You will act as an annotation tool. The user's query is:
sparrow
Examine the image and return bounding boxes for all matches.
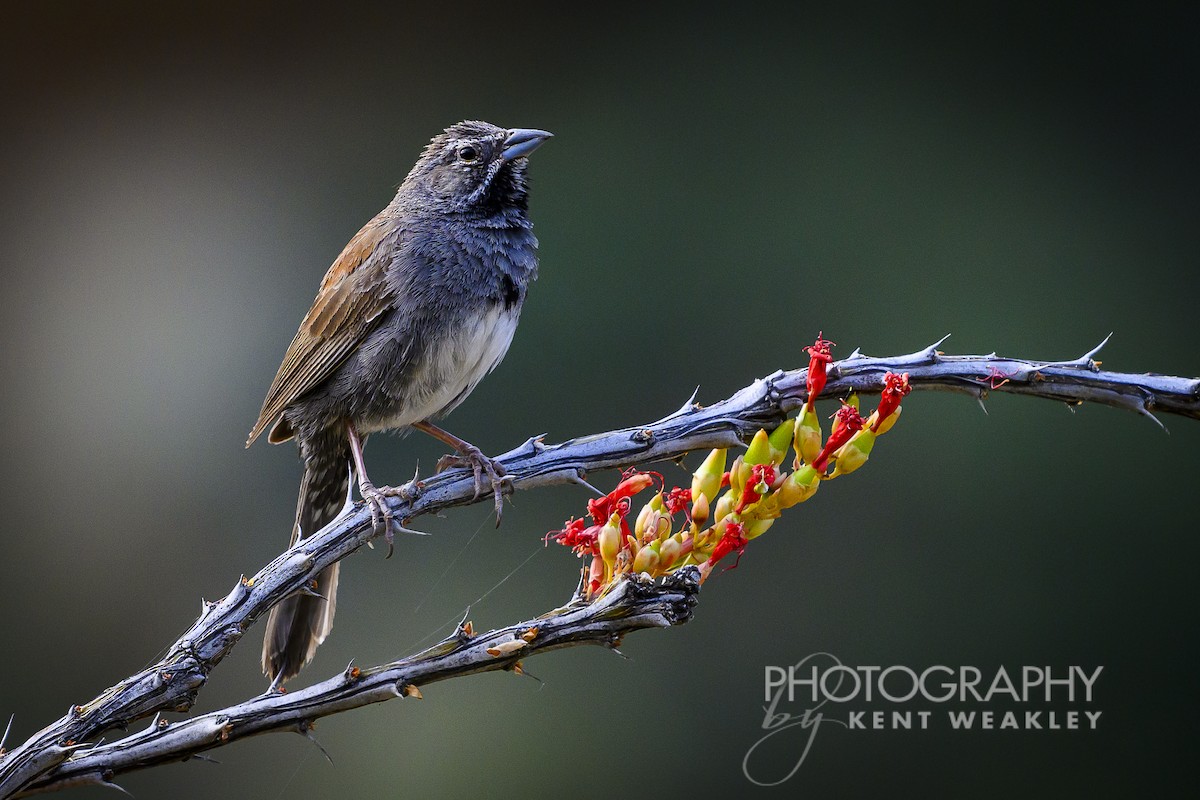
[246,120,552,684]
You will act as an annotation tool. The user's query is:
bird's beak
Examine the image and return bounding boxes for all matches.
[501,128,553,161]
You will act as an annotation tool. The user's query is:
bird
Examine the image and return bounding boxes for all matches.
[246,120,552,685]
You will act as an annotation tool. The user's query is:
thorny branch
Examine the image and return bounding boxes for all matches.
[13,570,701,797]
[1,336,1197,797]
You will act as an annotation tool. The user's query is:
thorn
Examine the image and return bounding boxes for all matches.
[98,776,134,798]
[678,385,700,416]
[525,433,548,455]
[401,684,423,699]
[0,713,13,754]
[1139,403,1169,434]
[299,723,334,765]
[187,753,221,765]
[570,471,605,497]
[924,333,952,357]
[296,580,327,600]
[510,661,545,688]
[975,392,989,416]
[1080,332,1113,366]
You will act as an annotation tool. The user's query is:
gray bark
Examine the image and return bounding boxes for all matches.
[1,336,1196,797]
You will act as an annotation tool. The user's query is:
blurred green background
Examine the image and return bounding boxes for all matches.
[1,2,1197,797]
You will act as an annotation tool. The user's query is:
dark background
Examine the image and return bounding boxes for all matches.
[1,3,1197,797]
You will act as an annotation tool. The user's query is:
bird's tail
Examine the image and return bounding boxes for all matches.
[262,435,350,684]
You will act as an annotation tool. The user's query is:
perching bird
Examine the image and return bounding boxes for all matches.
[246,121,552,684]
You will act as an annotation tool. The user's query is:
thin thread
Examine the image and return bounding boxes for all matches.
[400,543,544,656]
[409,510,490,616]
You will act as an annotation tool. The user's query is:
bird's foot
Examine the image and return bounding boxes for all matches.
[359,480,421,557]
[435,444,510,523]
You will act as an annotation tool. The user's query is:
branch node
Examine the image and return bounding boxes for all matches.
[485,640,527,658]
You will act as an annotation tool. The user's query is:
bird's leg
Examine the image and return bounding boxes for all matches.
[412,421,509,522]
[346,422,419,553]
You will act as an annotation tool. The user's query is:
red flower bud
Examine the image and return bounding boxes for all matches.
[588,468,658,523]
[664,486,692,516]
[735,463,777,514]
[804,333,835,409]
[706,521,749,571]
[811,404,865,472]
[871,371,912,432]
[546,517,602,556]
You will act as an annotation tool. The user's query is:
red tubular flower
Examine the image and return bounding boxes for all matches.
[546,517,602,556]
[871,371,912,432]
[811,404,865,472]
[706,521,749,570]
[587,555,605,597]
[804,333,835,409]
[664,486,692,516]
[734,463,777,514]
[588,468,657,523]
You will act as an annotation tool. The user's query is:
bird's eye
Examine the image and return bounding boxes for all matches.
[457,145,479,163]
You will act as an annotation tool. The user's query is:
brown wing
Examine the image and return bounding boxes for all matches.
[246,214,397,447]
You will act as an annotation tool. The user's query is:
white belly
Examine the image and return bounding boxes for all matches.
[362,306,519,433]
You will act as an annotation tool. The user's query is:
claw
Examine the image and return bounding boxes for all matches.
[359,479,423,557]
[435,444,509,524]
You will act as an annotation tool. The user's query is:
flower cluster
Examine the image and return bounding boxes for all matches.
[547,334,912,598]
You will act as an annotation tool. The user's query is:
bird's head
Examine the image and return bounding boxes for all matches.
[401,120,552,214]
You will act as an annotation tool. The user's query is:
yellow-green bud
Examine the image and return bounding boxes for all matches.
[829,428,876,478]
[712,493,734,524]
[690,492,710,528]
[875,405,902,435]
[745,517,774,539]
[658,537,682,569]
[634,503,653,539]
[632,545,660,575]
[691,448,726,504]
[744,429,773,466]
[728,456,745,502]
[794,407,822,466]
[598,515,621,568]
[775,465,821,508]
[768,418,796,466]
